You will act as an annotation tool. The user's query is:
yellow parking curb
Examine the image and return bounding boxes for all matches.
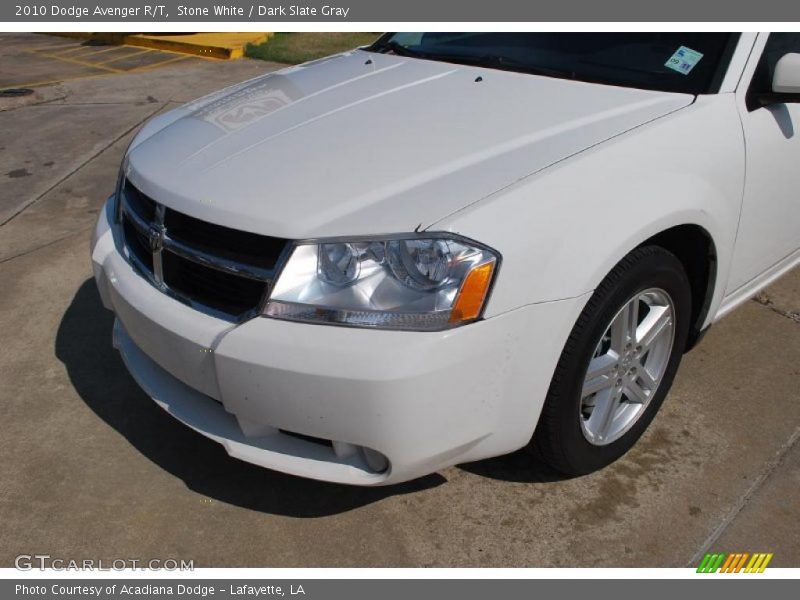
[48,32,273,60]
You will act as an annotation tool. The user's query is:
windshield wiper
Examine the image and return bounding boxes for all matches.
[451,54,577,80]
[368,40,428,58]
[367,43,577,81]
[368,44,577,80]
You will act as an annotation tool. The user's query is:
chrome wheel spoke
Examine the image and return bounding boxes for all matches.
[624,378,649,404]
[610,299,639,352]
[589,388,622,441]
[637,366,658,390]
[637,305,672,351]
[582,353,619,398]
[580,288,676,446]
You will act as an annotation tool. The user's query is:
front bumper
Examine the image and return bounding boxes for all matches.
[92,196,590,485]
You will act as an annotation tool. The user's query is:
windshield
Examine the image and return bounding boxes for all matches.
[368,33,739,94]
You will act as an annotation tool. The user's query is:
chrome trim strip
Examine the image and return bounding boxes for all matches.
[163,236,274,282]
[152,203,166,286]
[118,182,280,323]
[127,250,251,324]
[119,189,275,282]
[126,245,166,294]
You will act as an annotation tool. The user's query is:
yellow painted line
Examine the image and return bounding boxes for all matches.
[62,45,128,58]
[55,45,96,55]
[7,37,208,91]
[35,51,125,73]
[41,32,254,61]
[130,54,193,72]
[36,43,185,62]
[119,43,208,61]
[97,48,153,65]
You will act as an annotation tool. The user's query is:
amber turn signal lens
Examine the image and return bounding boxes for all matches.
[449,262,495,323]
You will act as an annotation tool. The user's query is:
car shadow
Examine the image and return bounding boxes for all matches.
[458,451,574,483]
[767,103,795,139]
[55,279,445,518]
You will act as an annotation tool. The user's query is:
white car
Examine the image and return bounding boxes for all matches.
[91,33,800,485]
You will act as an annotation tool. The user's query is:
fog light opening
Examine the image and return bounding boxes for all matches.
[361,447,389,473]
[332,440,358,458]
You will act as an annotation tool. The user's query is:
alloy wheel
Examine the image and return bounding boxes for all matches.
[579,288,675,446]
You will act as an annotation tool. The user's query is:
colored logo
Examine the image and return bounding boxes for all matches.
[697,552,773,573]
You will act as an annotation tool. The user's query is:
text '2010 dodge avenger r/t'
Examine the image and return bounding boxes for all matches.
[91,33,800,485]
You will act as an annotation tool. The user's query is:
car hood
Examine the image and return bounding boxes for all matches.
[126,50,693,239]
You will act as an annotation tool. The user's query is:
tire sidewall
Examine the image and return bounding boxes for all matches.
[549,248,692,474]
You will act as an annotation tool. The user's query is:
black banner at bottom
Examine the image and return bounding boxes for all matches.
[3,579,795,600]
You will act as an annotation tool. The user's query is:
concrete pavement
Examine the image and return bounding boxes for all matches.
[0,34,206,92]
[0,33,798,568]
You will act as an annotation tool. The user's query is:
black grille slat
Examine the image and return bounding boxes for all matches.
[119,180,288,321]
[123,181,156,223]
[161,251,266,316]
[122,218,153,272]
[164,209,285,271]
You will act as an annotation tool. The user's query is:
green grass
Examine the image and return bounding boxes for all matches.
[246,32,380,64]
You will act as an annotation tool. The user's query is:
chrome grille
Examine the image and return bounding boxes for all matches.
[118,180,289,321]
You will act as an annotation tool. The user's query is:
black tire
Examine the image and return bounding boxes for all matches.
[530,245,693,476]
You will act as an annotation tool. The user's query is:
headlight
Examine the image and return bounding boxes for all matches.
[264,235,499,331]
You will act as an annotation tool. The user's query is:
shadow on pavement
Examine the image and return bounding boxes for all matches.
[458,451,572,484]
[56,279,445,518]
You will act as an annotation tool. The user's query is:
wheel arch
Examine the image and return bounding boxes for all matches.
[635,224,718,351]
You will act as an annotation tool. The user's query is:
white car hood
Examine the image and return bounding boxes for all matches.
[126,50,693,239]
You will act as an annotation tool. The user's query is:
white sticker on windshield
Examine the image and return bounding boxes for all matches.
[665,46,704,75]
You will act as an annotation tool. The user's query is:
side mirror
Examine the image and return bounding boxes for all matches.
[757,53,800,106]
[772,52,800,94]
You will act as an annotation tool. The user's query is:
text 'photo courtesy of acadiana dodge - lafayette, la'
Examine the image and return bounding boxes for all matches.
[16,584,306,597]
[36,4,352,19]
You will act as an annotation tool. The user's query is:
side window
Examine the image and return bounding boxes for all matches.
[747,33,800,110]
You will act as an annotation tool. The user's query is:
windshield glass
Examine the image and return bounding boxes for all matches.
[368,33,738,94]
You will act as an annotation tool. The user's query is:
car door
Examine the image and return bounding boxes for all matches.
[727,32,800,293]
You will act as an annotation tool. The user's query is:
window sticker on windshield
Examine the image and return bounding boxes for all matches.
[665,46,704,75]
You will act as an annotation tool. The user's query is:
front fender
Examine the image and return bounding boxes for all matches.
[434,94,745,326]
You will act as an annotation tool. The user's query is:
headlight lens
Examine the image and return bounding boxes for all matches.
[264,235,499,331]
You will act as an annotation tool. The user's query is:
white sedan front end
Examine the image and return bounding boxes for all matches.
[92,195,588,484]
[93,32,787,483]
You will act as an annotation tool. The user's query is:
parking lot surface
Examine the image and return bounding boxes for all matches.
[0,34,203,91]
[1,32,798,568]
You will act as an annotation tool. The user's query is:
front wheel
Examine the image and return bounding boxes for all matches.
[531,246,693,476]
